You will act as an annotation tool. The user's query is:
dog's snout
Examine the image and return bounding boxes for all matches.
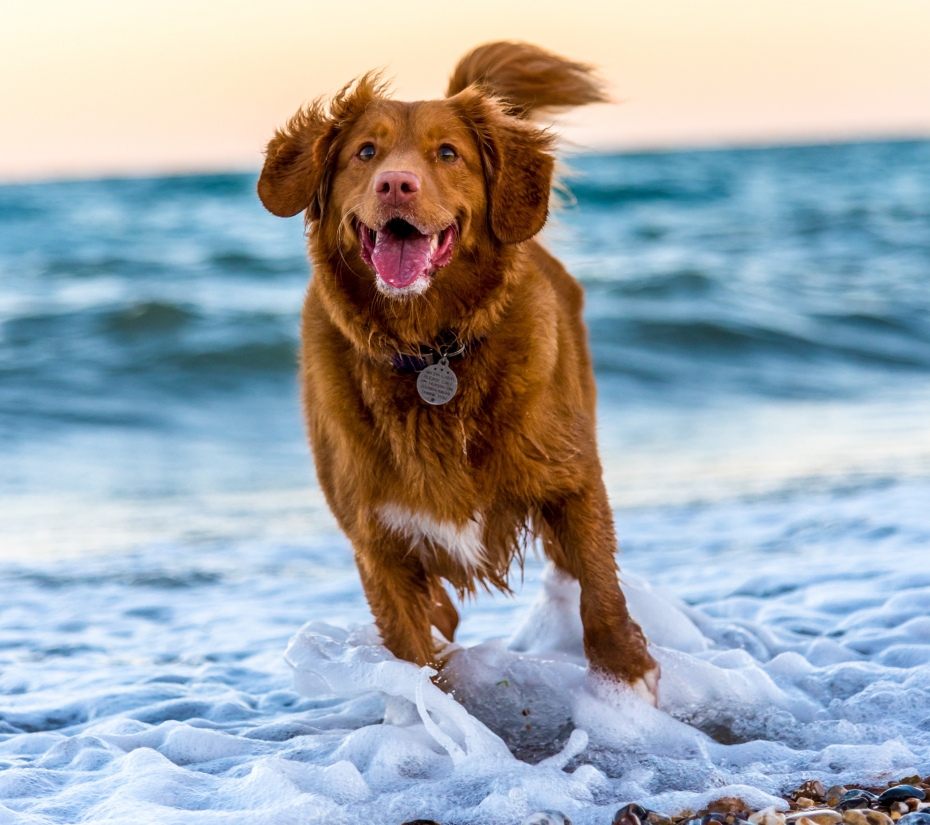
[374,171,420,206]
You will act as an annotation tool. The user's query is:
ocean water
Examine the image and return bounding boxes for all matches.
[1,140,929,824]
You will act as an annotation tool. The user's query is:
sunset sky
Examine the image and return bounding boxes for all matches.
[2,0,929,181]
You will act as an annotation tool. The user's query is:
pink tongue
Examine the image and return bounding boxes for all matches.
[371,228,432,288]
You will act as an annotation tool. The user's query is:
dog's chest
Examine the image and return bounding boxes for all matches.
[377,503,485,571]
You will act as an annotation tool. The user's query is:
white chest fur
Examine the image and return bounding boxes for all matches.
[377,504,486,571]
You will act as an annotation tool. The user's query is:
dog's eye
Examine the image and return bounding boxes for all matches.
[438,145,457,163]
[358,144,376,162]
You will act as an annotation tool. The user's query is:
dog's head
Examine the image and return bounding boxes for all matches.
[258,75,555,300]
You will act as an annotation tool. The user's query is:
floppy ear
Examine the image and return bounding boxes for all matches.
[257,102,332,219]
[487,119,555,243]
[257,73,386,220]
[451,88,556,244]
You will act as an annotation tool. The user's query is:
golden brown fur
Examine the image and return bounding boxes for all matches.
[257,41,659,703]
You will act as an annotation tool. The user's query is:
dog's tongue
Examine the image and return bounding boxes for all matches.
[370,225,432,289]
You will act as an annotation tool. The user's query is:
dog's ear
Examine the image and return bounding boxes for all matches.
[451,88,556,244]
[486,117,555,243]
[257,103,332,219]
[258,74,384,220]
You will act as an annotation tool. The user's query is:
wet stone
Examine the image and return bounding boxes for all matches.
[788,809,842,825]
[708,799,755,816]
[614,805,649,824]
[717,814,749,824]
[797,799,817,810]
[796,782,828,802]
[647,812,676,825]
[839,791,879,811]
[613,809,643,825]
[843,811,893,825]
[897,815,930,825]
[826,788,850,808]
[881,789,928,805]
[523,813,571,825]
[750,807,787,825]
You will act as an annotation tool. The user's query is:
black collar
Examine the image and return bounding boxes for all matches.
[389,330,476,374]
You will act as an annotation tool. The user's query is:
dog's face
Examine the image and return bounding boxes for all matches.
[330,99,486,297]
[258,78,555,301]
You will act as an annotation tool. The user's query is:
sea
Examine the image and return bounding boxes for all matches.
[1,139,929,824]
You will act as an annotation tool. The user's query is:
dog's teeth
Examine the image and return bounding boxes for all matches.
[430,233,439,253]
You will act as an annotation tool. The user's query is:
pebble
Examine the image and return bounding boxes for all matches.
[842,811,893,825]
[897,816,930,825]
[647,813,676,825]
[578,777,930,825]
[839,791,880,812]
[880,789,928,805]
[787,809,843,825]
[523,813,571,825]
[750,807,787,825]
[614,805,649,823]
[613,806,644,825]
[796,783,828,802]
[826,788,850,808]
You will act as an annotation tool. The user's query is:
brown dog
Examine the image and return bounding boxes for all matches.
[258,41,659,704]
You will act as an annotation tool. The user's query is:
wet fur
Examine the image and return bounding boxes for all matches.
[257,41,659,699]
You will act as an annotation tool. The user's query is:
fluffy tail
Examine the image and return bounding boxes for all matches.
[446,41,607,118]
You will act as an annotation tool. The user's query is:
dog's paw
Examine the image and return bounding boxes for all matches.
[630,664,660,707]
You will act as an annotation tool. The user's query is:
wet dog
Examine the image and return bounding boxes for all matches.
[258,41,659,704]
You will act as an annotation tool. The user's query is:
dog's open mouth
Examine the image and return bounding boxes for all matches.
[357,218,457,292]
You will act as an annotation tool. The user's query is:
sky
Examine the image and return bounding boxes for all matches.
[2,0,929,181]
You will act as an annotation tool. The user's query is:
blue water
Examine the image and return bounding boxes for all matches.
[1,140,929,823]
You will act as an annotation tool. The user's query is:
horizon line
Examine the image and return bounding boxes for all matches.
[3,132,928,188]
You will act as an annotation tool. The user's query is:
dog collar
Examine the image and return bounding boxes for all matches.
[389,330,475,374]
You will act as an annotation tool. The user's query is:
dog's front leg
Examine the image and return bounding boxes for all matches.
[542,480,660,706]
[353,530,441,669]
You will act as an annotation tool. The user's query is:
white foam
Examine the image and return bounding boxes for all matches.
[2,481,930,824]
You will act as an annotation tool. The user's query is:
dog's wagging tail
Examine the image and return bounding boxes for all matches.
[257,41,660,706]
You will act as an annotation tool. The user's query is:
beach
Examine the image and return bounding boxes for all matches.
[1,140,929,823]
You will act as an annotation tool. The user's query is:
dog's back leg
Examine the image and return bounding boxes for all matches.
[540,480,660,705]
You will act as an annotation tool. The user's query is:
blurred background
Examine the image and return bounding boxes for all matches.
[1,0,928,556]
[2,3,930,822]
[3,0,930,180]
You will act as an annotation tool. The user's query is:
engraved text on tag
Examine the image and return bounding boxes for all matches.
[417,357,458,405]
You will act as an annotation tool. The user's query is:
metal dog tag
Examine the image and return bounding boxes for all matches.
[416,357,458,405]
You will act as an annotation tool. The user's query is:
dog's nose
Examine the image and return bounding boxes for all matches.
[374,171,420,206]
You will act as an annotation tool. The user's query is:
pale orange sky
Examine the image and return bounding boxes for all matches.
[2,0,929,181]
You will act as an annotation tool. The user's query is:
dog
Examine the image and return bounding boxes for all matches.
[258,41,659,705]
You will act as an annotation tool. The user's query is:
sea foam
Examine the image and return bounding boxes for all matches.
[2,484,929,824]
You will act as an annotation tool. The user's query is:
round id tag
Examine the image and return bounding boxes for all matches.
[416,357,458,405]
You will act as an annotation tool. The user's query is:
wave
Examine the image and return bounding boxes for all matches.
[1,140,928,420]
